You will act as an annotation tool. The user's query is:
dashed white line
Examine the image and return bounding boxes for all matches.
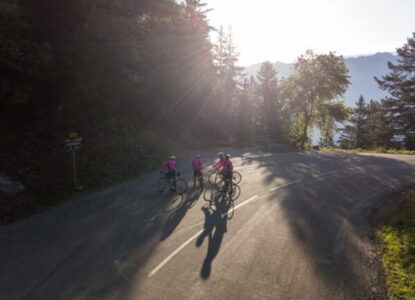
[148,195,259,277]
[270,179,301,191]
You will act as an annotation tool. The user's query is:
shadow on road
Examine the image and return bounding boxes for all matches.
[2,149,413,300]
[160,189,201,240]
[241,151,414,299]
[196,193,229,279]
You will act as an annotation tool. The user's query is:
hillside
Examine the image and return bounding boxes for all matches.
[244,52,398,106]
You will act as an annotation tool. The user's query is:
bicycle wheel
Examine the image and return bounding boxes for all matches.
[232,171,242,184]
[215,176,226,190]
[230,184,241,200]
[225,198,235,220]
[203,189,211,201]
[157,177,167,193]
[198,175,204,189]
[176,178,188,195]
[208,172,218,185]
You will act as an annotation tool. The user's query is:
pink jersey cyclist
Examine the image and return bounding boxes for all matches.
[161,159,177,172]
[222,155,233,173]
[214,152,225,170]
[192,154,203,186]
[161,155,178,191]
[192,156,202,171]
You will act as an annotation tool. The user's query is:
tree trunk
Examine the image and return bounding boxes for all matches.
[301,111,309,149]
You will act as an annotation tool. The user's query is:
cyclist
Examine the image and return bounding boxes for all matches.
[192,154,203,186]
[222,154,233,192]
[214,152,225,172]
[161,155,178,191]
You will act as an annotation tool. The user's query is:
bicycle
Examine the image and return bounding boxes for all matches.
[204,180,241,219]
[157,172,188,195]
[194,170,204,190]
[208,169,242,186]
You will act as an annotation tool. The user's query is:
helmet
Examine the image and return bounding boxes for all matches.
[218,152,224,157]
[225,153,231,158]
[169,155,176,160]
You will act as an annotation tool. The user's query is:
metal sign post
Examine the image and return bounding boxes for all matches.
[72,151,78,189]
[66,132,83,190]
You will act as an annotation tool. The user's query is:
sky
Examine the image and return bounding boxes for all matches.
[204,0,415,66]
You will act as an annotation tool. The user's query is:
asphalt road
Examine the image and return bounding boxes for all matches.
[1,148,415,300]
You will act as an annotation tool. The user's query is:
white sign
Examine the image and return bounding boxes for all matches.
[66,137,83,151]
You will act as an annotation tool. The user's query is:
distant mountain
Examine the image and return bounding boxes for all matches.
[244,52,398,107]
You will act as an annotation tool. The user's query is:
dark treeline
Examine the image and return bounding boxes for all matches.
[2,0,412,211]
[338,33,415,150]
[1,0,351,143]
[1,0,350,194]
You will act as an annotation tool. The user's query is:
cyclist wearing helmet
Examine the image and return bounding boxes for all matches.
[214,152,225,171]
[161,155,178,191]
[192,154,203,186]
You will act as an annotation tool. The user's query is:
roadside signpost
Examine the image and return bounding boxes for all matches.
[66,132,83,190]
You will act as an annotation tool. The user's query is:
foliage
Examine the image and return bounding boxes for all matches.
[338,96,395,150]
[376,33,415,150]
[283,50,350,148]
[256,61,283,141]
[0,0,357,220]
[320,148,415,155]
[377,193,415,299]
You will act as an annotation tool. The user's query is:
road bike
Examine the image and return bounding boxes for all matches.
[203,181,241,219]
[194,170,204,190]
[157,172,188,195]
[208,169,242,186]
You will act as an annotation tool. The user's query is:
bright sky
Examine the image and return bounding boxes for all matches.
[204,0,415,66]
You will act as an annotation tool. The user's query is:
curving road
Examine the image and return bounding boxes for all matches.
[1,148,414,300]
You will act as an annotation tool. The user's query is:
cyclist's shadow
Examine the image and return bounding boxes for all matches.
[160,190,200,241]
[196,195,228,279]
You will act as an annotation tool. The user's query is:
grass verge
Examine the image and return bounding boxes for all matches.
[377,192,415,299]
[320,147,415,155]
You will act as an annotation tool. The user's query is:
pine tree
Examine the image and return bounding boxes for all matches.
[375,32,415,149]
[211,26,243,137]
[350,95,367,148]
[256,61,280,140]
[338,125,356,149]
[365,100,393,148]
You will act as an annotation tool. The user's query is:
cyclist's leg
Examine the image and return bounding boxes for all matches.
[167,171,175,191]
[198,170,203,187]
[172,172,177,191]
[225,171,233,194]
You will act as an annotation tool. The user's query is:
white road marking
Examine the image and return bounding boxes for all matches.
[148,229,203,277]
[270,179,301,191]
[314,170,337,178]
[229,195,259,212]
[148,195,259,277]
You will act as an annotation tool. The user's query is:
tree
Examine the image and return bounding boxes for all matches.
[318,101,349,148]
[0,0,51,107]
[375,32,415,149]
[349,95,367,148]
[211,26,243,138]
[285,50,350,148]
[256,61,281,140]
[365,100,393,148]
[338,125,356,149]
